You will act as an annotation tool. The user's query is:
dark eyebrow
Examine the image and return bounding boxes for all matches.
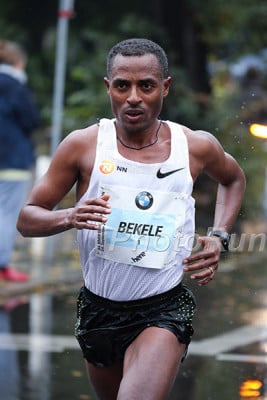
[113,78,128,83]
[112,78,129,85]
[112,78,157,87]
[112,77,156,83]
[139,78,155,84]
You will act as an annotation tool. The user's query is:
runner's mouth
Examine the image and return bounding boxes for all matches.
[125,110,143,120]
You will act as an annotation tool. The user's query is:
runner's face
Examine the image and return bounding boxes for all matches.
[104,54,171,132]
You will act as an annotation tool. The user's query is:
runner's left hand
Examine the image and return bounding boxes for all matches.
[183,236,221,286]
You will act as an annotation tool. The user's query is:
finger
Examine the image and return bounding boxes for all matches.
[76,219,106,230]
[73,212,109,230]
[197,276,213,286]
[184,248,219,264]
[190,265,216,285]
[73,205,111,227]
[190,269,210,281]
[184,236,221,265]
[208,266,214,275]
[211,264,218,272]
[100,193,110,201]
[184,258,216,272]
[78,204,111,215]
[84,196,111,208]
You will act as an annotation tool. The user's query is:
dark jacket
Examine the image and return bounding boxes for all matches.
[0,72,40,170]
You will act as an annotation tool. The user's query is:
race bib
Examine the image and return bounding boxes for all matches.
[95,184,187,269]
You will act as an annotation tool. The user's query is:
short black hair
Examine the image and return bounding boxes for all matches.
[107,38,168,79]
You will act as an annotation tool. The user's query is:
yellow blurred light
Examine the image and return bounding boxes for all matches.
[249,123,267,139]
[241,380,263,390]
[239,389,261,396]
[239,379,263,398]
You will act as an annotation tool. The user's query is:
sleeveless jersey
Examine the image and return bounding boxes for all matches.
[77,118,195,300]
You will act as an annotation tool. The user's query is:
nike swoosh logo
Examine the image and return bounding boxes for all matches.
[156,167,185,179]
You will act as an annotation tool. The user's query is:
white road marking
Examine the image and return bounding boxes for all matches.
[1,324,267,366]
[216,354,267,363]
[189,324,267,356]
[0,333,78,352]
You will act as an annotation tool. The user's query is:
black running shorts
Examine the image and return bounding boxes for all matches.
[75,283,196,367]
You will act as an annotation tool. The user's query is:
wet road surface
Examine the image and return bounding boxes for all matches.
[0,232,267,400]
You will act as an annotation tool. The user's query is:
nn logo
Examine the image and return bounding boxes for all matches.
[99,160,115,174]
[117,166,128,173]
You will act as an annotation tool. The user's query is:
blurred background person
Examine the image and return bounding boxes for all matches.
[0,39,40,281]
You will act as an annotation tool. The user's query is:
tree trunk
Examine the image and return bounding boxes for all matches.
[162,0,211,94]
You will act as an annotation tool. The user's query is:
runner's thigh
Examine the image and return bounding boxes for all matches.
[118,326,185,400]
[86,361,123,400]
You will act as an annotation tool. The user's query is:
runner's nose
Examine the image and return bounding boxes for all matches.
[127,86,141,105]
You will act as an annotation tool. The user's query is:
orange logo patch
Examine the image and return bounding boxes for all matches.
[99,160,115,174]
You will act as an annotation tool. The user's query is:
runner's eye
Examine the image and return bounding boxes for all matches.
[115,80,128,90]
[142,82,152,89]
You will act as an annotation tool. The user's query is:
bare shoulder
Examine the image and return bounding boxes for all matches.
[181,125,223,156]
[181,124,245,185]
[51,123,99,168]
[182,124,225,165]
[60,124,98,150]
[29,124,100,207]
[180,125,235,182]
[45,123,99,181]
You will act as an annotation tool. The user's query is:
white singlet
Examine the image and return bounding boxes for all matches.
[77,118,195,300]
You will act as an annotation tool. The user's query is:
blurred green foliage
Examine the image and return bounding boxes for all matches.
[0,0,266,220]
